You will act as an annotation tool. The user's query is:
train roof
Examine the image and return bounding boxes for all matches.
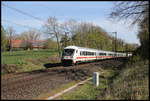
[64,46,116,53]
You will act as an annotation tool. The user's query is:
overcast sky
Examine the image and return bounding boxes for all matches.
[2,1,140,44]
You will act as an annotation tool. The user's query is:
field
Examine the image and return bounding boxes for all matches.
[1,49,59,74]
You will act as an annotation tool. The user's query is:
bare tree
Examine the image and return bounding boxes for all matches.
[43,16,62,57]
[109,1,149,25]
[20,29,41,41]
[13,34,22,40]
[6,26,17,51]
[61,19,78,45]
[61,19,78,36]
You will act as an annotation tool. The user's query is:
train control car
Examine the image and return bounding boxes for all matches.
[61,46,126,65]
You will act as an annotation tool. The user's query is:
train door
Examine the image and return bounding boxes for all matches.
[73,49,78,64]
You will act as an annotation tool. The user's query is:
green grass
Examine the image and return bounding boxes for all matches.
[60,70,116,100]
[1,49,59,74]
[61,81,100,100]
[100,56,149,100]
[108,60,149,100]
[2,49,58,65]
[59,56,149,100]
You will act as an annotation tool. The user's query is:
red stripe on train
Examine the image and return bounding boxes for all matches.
[76,56,113,59]
[76,57,96,59]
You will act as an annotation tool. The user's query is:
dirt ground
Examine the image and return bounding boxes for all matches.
[1,58,126,100]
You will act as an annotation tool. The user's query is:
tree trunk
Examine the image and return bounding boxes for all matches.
[55,32,61,57]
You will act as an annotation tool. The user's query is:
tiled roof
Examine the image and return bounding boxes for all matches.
[8,40,46,48]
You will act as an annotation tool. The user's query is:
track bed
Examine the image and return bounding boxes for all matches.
[1,58,127,100]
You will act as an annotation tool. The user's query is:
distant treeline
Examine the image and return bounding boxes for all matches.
[1,21,138,53]
[59,21,137,52]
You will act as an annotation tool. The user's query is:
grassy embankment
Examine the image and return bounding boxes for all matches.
[1,49,59,74]
[59,67,118,100]
[60,56,149,100]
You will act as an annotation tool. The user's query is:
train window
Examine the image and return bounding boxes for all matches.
[62,49,75,56]
[80,51,84,56]
[99,53,103,56]
[87,52,89,55]
[83,51,86,56]
[99,53,106,56]
[82,51,84,56]
[108,54,111,56]
[89,52,91,55]
[76,50,78,53]
[86,52,88,56]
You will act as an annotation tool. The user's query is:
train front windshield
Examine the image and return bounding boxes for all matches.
[62,49,75,56]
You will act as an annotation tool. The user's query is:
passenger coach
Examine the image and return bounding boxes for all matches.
[61,46,127,65]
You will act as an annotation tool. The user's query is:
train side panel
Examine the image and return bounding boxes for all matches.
[61,46,129,65]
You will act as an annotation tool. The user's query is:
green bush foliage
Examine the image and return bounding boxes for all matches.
[1,26,7,51]
[101,56,149,100]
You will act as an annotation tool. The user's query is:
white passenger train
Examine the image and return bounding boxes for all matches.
[61,46,128,65]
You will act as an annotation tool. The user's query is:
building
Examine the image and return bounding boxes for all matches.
[8,40,45,50]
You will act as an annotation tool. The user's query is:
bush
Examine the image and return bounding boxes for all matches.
[2,64,20,74]
[133,41,149,60]
[11,48,25,51]
[106,58,149,100]
[129,55,142,63]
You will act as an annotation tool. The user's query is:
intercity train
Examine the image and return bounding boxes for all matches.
[61,46,130,65]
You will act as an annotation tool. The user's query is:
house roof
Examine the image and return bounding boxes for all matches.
[8,40,46,48]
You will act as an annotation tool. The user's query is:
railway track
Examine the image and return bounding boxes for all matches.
[1,58,127,100]
[2,72,61,92]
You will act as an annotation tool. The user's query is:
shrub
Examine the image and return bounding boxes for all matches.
[2,64,20,74]
[11,48,25,51]
[107,59,149,100]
